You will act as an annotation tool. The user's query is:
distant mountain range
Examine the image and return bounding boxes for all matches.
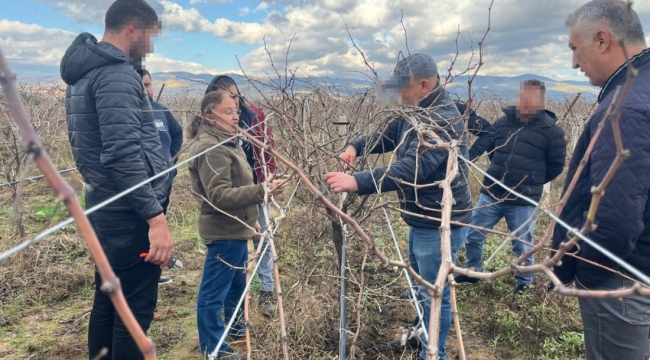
[26,71,598,101]
[150,71,598,101]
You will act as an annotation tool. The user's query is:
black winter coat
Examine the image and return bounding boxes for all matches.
[553,48,650,289]
[60,33,169,219]
[479,107,566,206]
[350,87,473,228]
[455,102,496,161]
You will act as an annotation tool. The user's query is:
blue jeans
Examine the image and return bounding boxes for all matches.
[254,203,275,292]
[197,240,248,356]
[464,193,536,287]
[408,225,468,360]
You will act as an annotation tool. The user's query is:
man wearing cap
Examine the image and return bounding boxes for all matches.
[324,53,472,360]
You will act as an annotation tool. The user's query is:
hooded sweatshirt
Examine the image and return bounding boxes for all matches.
[60,33,169,219]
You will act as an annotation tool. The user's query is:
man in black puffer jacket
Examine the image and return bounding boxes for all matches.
[60,1,172,359]
[455,80,567,294]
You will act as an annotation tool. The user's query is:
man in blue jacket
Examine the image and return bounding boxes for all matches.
[554,1,650,359]
[60,0,172,358]
[140,69,183,286]
[325,53,472,360]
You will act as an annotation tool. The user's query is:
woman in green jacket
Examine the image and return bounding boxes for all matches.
[187,90,285,359]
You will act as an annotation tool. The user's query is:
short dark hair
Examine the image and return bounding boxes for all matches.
[137,69,151,79]
[522,79,546,97]
[105,0,159,32]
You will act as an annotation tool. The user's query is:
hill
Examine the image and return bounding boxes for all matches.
[150,71,597,101]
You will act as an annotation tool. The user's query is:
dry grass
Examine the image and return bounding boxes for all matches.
[0,85,594,359]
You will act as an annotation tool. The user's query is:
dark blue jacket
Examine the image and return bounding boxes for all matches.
[350,87,473,229]
[479,107,566,206]
[151,101,183,189]
[60,33,169,219]
[552,48,650,288]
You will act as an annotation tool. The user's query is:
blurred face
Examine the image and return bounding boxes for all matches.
[569,25,607,87]
[210,97,240,133]
[142,74,153,102]
[127,24,158,62]
[516,85,544,117]
[397,76,437,106]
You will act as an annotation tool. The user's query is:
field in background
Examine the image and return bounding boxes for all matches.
[0,83,591,359]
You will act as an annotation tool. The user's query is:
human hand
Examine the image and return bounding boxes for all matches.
[269,179,289,196]
[145,213,173,267]
[324,172,359,193]
[338,146,357,171]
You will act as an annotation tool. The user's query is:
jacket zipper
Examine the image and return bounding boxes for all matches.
[243,207,248,221]
[505,130,520,169]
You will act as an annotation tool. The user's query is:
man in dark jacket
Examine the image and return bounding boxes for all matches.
[140,69,183,211]
[455,80,567,293]
[59,1,172,359]
[140,69,183,286]
[553,2,650,359]
[455,101,496,161]
[325,53,472,360]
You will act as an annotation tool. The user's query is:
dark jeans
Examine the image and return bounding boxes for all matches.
[87,211,161,360]
[197,240,248,356]
[578,274,650,360]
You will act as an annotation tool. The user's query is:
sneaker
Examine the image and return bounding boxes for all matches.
[217,352,246,360]
[515,284,531,295]
[158,276,173,286]
[258,291,276,317]
[453,274,479,285]
[389,336,420,353]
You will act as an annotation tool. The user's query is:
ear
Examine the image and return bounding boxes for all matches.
[420,78,430,95]
[594,29,612,54]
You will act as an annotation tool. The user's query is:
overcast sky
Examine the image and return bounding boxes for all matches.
[1,0,650,80]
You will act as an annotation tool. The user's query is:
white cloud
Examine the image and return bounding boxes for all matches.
[189,0,232,3]
[0,20,227,78]
[239,7,251,16]
[25,0,650,81]
[0,20,78,66]
[255,2,269,12]
[143,54,220,73]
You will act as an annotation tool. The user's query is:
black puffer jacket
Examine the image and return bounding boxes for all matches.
[350,87,473,229]
[60,33,169,219]
[480,107,566,205]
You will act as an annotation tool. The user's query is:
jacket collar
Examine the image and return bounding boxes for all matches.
[598,47,650,103]
[502,106,557,127]
[200,123,238,146]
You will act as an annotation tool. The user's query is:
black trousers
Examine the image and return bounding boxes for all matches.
[87,210,161,360]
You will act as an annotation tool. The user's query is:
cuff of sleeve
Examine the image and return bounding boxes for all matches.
[143,206,164,220]
[353,171,378,196]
